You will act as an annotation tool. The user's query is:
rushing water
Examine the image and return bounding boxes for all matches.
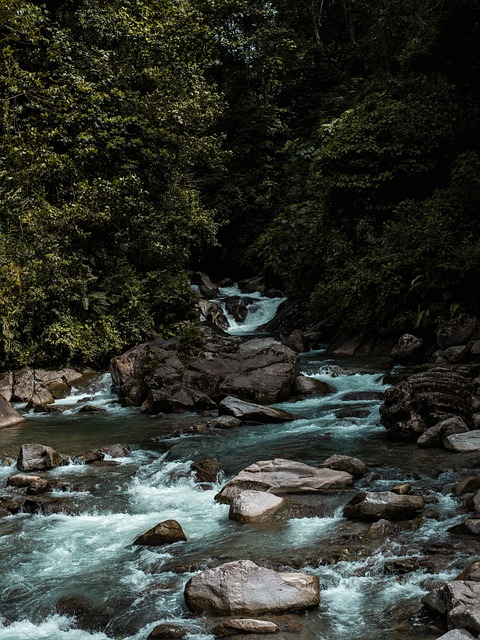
[0,298,478,639]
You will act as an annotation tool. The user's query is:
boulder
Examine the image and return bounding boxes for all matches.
[191,271,219,298]
[111,331,299,409]
[216,458,354,504]
[437,314,478,350]
[319,454,368,478]
[184,560,319,615]
[293,375,335,397]
[435,630,477,640]
[281,329,306,353]
[17,444,64,471]
[229,490,285,523]
[147,624,187,639]
[7,473,42,488]
[380,369,473,440]
[25,479,51,495]
[238,276,266,294]
[198,299,229,330]
[366,519,397,537]
[0,372,13,402]
[98,444,130,458]
[390,334,423,363]
[452,476,480,497]
[423,581,480,635]
[224,296,251,323]
[218,397,295,424]
[417,416,469,448]
[212,619,279,636]
[343,491,425,521]
[209,416,242,430]
[190,458,221,483]
[141,386,217,414]
[133,519,187,546]
[449,517,480,536]
[0,395,25,429]
[12,368,35,402]
[445,431,480,453]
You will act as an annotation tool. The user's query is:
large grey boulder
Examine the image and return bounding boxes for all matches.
[216,458,354,504]
[444,431,480,452]
[380,368,473,440]
[17,443,63,471]
[0,396,25,429]
[229,490,284,523]
[184,559,319,615]
[110,330,299,409]
[218,397,295,423]
[343,491,425,521]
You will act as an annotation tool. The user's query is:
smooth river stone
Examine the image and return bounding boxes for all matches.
[184,559,320,615]
[229,490,284,523]
[444,431,480,452]
[216,458,354,504]
[212,618,279,635]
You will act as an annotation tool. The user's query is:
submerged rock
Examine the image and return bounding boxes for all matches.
[146,624,187,639]
[216,458,354,504]
[184,559,320,615]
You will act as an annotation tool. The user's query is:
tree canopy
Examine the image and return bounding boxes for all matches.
[1,0,480,367]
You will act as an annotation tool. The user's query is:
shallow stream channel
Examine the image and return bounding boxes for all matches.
[0,289,479,640]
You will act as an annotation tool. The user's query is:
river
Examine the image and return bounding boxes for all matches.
[0,289,477,640]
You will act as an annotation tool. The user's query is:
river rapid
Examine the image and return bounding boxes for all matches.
[0,290,478,640]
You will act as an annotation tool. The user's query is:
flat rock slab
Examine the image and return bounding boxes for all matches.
[216,458,354,504]
[212,618,279,636]
[184,559,319,615]
[444,431,480,452]
[229,490,285,523]
[219,397,295,423]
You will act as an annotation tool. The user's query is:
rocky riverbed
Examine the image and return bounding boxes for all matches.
[2,282,480,640]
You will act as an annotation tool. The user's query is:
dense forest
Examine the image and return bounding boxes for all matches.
[1,0,480,368]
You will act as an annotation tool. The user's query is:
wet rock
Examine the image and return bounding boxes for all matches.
[218,397,295,424]
[229,490,285,524]
[198,299,229,330]
[445,431,480,452]
[340,391,384,402]
[190,458,222,483]
[343,491,425,521]
[184,559,319,615]
[467,491,480,513]
[435,630,477,640]
[417,416,469,448]
[238,276,267,295]
[380,369,473,440]
[0,395,25,429]
[25,388,55,408]
[56,595,95,618]
[452,476,480,497]
[7,473,42,488]
[212,618,279,635]
[78,404,106,414]
[423,580,480,634]
[390,334,423,363]
[209,416,242,430]
[0,371,13,402]
[391,483,412,495]
[216,458,354,504]
[455,561,480,582]
[293,375,334,397]
[147,623,187,639]
[141,386,217,414]
[319,454,368,479]
[25,479,51,495]
[72,450,104,464]
[17,443,64,471]
[437,314,478,350]
[366,519,397,537]
[133,519,187,546]
[99,444,130,458]
[448,517,480,536]
[281,329,306,353]
[334,407,371,419]
[443,345,471,364]
[191,271,219,298]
